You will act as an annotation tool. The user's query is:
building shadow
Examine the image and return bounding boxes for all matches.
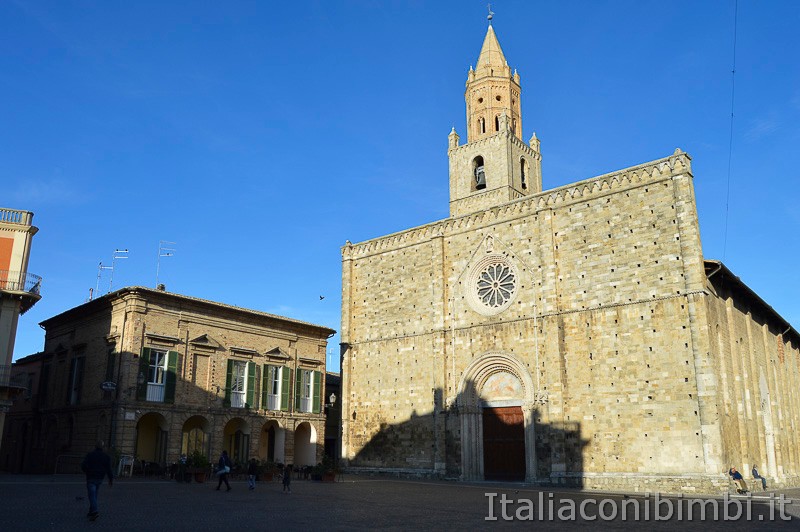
[351,379,588,487]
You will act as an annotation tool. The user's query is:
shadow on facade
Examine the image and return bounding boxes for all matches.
[351,380,588,487]
[2,343,321,475]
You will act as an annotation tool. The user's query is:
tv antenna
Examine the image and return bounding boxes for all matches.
[156,240,176,287]
[95,249,129,296]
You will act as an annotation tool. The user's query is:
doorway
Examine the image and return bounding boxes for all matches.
[482,406,525,481]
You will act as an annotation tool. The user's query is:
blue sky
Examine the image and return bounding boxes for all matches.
[3,1,799,371]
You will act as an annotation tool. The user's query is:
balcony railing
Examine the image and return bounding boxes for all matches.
[146,383,165,402]
[0,208,33,226]
[266,394,279,410]
[0,365,28,391]
[0,270,42,295]
[300,397,312,413]
[231,391,246,408]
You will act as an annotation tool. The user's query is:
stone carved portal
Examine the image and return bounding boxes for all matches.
[458,352,537,481]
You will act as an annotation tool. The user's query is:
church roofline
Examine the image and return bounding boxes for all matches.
[704,259,799,346]
[343,149,693,257]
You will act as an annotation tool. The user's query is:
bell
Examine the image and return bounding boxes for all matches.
[475,166,486,189]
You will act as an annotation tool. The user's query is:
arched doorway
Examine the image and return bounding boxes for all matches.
[222,418,250,465]
[294,422,317,466]
[457,351,537,482]
[181,416,209,456]
[257,420,285,463]
[135,412,168,465]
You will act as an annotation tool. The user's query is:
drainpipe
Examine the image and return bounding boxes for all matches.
[706,262,723,279]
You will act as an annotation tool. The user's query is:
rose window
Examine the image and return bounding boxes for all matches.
[477,263,516,308]
[466,254,519,316]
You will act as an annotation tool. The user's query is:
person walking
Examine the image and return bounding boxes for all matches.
[282,464,292,494]
[81,440,114,520]
[247,458,258,491]
[216,450,232,491]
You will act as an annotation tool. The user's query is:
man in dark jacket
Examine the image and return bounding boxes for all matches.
[81,440,114,519]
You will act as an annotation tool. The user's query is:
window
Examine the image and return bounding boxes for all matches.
[25,373,34,400]
[295,369,321,414]
[67,357,84,405]
[520,157,527,190]
[231,361,247,408]
[137,348,178,403]
[39,363,50,403]
[225,359,255,408]
[147,350,167,402]
[495,115,500,131]
[105,348,116,383]
[301,370,312,412]
[479,117,486,134]
[263,364,291,411]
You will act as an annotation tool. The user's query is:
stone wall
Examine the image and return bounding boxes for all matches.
[342,151,737,489]
[705,268,800,488]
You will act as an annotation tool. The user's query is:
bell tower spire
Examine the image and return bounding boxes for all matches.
[447,17,542,218]
[465,25,522,142]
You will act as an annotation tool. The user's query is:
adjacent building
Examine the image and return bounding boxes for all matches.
[340,24,800,492]
[1,286,334,473]
[0,207,41,442]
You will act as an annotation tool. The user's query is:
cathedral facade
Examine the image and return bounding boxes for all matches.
[340,25,800,492]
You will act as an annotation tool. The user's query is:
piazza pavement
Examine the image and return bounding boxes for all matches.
[0,473,799,530]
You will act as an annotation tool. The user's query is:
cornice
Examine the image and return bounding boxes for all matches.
[344,150,692,260]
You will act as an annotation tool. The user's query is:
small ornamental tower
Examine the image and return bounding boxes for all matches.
[448,22,542,217]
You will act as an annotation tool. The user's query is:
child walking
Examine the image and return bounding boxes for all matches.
[282,464,292,494]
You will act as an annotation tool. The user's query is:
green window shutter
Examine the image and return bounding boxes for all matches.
[164,351,178,404]
[261,364,269,409]
[137,348,151,401]
[223,359,233,407]
[280,367,290,412]
[312,370,321,414]
[294,368,302,411]
[246,361,256,408]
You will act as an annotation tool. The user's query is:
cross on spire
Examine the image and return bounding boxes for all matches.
[487,3,494,25]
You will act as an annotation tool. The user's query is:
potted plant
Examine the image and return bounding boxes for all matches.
[321,455,338,483]
[312,455,337,482]
[187,450,210,483]
[259,460,278,481]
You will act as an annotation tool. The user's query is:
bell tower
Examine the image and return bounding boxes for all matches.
[448,22,542,218]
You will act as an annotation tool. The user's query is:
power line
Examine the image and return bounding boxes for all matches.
[722,0,738,260]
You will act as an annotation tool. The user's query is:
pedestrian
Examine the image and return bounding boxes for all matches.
[80,440,114,520]
[728,467,748,494]
[247,458,258,491]
[752,464,768,490]
[216,450,232,491]
[282,464,292,494]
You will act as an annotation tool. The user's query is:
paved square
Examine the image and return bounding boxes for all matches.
[0,475,798,530]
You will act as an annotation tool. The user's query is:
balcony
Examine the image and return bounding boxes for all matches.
[266,394,279,410]
[0,365,28,395]
[0,208,33,226]
[231,391,246,408]
[0,270,42,313]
